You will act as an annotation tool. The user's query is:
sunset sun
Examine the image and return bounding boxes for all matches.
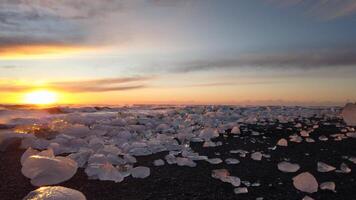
[24,90,58,105]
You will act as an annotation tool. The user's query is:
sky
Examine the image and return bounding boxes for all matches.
[1,0,356,105]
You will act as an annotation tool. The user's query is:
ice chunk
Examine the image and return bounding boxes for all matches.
[176,157,197,167]
[231,126,241,134]
[302,196,314,200]
[225,158,240,165]
[131,166,150,178]
[21,147,39,165]
[212,169,230,179]
[207,158,223,164]
[336,163,351,173]
[348,157,356,164]
[61,124,89,138]
[234,187,248,194]
[290,135,303,143]
[293,172,318,194]
[320,181,336,192]
[277,161,300,173]
[96,163,124,182]
[251,152,263,161]
[23,186,86,200]
[317,162,336,172]
[211,169,240,187]
[341,103,356,126]
[277,138,288,147]
[346,132,356,138]
[300,130,309,137]
[22,155,78,186]
[199,128,219,141]
[153,159,165,166]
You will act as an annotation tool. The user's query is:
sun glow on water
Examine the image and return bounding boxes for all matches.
[24,90,58,105]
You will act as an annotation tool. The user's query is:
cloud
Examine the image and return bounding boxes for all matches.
[0,0,126,55]
[171,50,356,73]
[0,76,152,93]
[268,0,356,20]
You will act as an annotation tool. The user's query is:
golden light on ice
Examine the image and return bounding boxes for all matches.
[24,90,58,105]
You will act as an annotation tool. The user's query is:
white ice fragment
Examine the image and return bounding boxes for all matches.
[346,132,356,138]
[277,161,300,173]
[61,124,90,138]
[320,181,336,192]
[348,157,356,164]
[305,138,315,143]
[176,157,197,167]
[225,158,240,165]
[96,163,124,182]
[234,187,248,194]
[317,162,336,172]
[300,130,310,137]
[124,154,137,164]
[277,138,288,147]
[231,126,241,134]
[293,172,318,194]
[131,166,150,178]
[68,150,92,167]
[165,154,177,164]
[336,163,351,173]
[251,152,263,161]
[341,103,356,126]
[23,186,86,200]
[290,135,303,143]
[318,135,328,141]
[21,147,39,165]
[207,158,223,164]
[302,196,314,200]
[199,128,219,141]
[22,154,78,186]
[212,169,230,179]
[153,159,165,166]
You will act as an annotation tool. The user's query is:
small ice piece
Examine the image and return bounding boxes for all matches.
[21,147,39,165]
[302,196,314,200]
[231,126,241,134]
[290,135,303,143]
[198,128,219,141]
[320,181,336,192]
[225,158,240,165]
[318,135,328,141]
[234,187,248,194]
[98,163,123,182]
[277,138,288,147]
[212,169,230,179]
[277,161,300,173]
[341,103,356,126]
[348,157,356,164]
[61,124,89,138]
[226,176,241,187]
[336,163,351,173]
[23,186,86,200]
[346,132,356,138]
[165,154,177,164]
[176,157,197,167]
[317,162,336,172]
[293,172,318,194]
[22,155,78,186]
[153,159,165,166]
[300,130,310,137]
[131,166,150,178]
[305,138,315,143]
[207,158,223,164]
[251,152,263,161]
[124,154,137,164]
